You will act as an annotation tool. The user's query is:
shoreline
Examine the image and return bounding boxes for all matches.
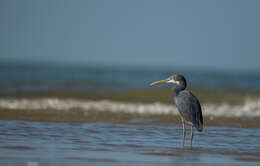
[1,108,260,128]
[1,88,260,128]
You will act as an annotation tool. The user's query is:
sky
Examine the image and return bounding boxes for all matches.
[0,0,260,71]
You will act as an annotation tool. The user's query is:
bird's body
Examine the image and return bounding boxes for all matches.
[150,74,203,148]
[173,89,203,132]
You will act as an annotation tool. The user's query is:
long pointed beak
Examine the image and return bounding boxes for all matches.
[150,79,168,86]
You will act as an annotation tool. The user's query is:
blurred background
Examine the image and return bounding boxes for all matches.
[1,0,260,94]
[1,1,260,165]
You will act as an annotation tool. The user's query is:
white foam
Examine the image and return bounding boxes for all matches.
[0,97,260,118]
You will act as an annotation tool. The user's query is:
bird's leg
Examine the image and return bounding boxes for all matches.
[190,125,193,148]
[182,121,186,148]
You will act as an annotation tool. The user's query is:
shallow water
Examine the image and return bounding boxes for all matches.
[0,120,260,166]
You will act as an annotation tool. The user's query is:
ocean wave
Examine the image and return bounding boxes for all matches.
[0,98,260,118]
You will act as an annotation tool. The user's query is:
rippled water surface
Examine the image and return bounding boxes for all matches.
[0,120,260,166]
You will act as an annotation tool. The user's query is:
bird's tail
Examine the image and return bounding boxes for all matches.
[195,111,203,132]
[195,121,203,132]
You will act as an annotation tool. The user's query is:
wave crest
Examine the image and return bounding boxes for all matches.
[0,98,260,118]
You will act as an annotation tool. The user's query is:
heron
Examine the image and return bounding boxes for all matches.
[150,74,203,148]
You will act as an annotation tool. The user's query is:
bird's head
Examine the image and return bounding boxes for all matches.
[150,74,186,87]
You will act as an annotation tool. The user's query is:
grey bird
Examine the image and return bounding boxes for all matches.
[150,75,203,147]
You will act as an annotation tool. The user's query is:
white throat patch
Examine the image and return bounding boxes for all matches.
[168,79,180,85]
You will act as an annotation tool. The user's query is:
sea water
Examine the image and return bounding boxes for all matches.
[0,120,260,166]
[1,63,260,93]
[0,63,260,165]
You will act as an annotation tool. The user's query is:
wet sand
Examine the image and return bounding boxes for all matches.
[1,108,260,128]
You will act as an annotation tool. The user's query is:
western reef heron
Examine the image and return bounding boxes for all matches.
[150,75,203,148]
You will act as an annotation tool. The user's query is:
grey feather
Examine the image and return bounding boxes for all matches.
[173,90,203,131]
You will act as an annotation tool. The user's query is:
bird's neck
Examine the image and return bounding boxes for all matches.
[171,85,185,96]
